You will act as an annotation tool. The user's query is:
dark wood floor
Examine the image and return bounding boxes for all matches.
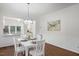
[45,43,79,56]
[0,43,79,56]
[0,46,14,56]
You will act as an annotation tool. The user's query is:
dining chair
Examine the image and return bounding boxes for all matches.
[29,40,45,56]
[36,34,43,40]
[13,38,25,56]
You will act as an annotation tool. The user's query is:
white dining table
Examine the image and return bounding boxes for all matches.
[20,40,36,56]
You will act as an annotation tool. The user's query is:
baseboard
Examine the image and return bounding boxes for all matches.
[0,45,14,49]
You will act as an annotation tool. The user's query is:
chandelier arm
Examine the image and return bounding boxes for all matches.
[27,3,30,20]
[24,3,33,24]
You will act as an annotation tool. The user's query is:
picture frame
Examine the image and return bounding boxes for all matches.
[48,20,60,31]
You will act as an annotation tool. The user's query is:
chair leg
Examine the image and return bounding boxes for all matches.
[14,51,18,56]
[23,51,25,55]
[43,52,45,56]
[22,51,25,56]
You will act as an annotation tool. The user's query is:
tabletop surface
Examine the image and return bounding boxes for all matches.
[20,40,36,47]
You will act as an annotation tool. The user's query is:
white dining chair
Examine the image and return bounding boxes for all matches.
[13,38,25,56]
[36,34,43,40]
[29,40,45,56]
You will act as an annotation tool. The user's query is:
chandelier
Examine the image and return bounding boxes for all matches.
[24,3,33,24]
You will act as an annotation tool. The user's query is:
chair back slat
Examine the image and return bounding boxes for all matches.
[35,40,45,55]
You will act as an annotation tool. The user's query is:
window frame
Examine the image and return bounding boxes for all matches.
[3,26,21,35]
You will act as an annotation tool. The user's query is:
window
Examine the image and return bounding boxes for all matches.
[3,26,21,35]
[17,26,21,34]
[3,16,23,35]
[10,26,15,34]
[3,26,9,34]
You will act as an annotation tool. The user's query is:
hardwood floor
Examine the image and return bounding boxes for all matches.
[0,43,79,56]
[45,43,79,56]
[0,46,14,56]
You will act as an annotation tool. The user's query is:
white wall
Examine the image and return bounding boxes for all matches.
[36,4,79,53]
[0,16,14,47]
[0,16,36,47]
[0,16,3,35]
[0,16,24,47]
[3,16,24,35]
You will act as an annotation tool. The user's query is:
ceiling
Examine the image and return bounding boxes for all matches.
[0,3,76,20]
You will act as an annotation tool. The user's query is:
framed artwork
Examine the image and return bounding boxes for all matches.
[48,20,60,31]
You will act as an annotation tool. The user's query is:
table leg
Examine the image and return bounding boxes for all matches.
[25,48,28,56]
